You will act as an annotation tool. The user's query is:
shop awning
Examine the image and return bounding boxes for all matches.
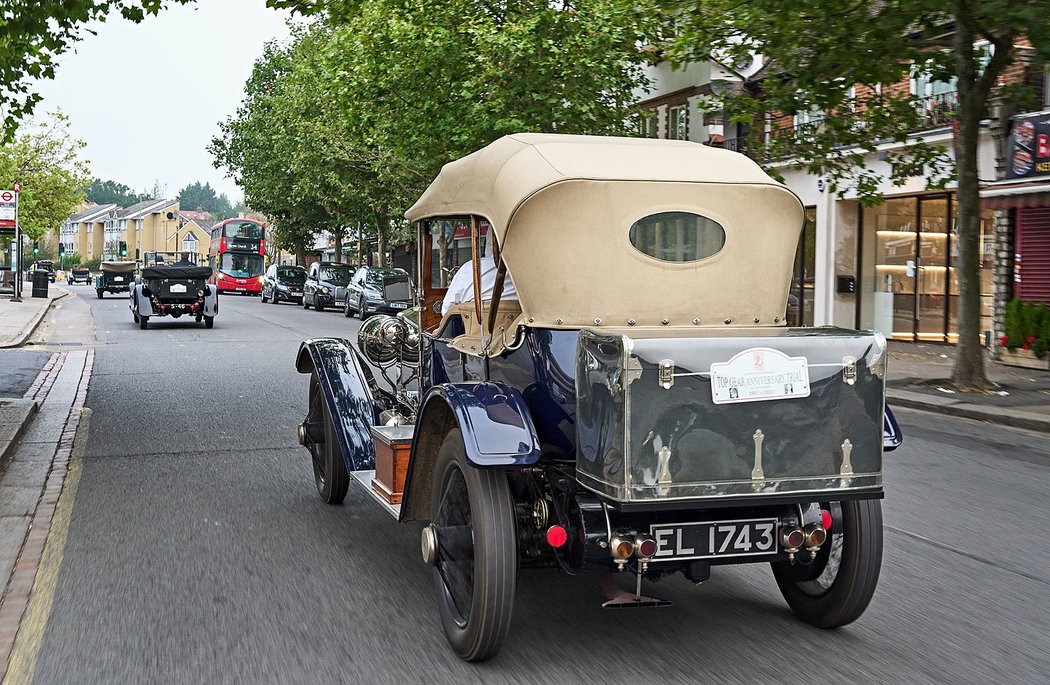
[980,180,1050,210]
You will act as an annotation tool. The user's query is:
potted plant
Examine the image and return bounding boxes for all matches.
[999,299,1050,371]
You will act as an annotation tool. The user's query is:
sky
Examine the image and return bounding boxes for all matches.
[34,0,295,203]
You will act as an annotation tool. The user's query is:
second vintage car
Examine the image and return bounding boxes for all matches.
[293,134,903,662]
[95,260,137,298]
[130,263,218,329]
[67,266,92,285]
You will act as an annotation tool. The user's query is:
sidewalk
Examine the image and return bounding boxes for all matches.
[0,287,69,349]
[887,341,1050,432]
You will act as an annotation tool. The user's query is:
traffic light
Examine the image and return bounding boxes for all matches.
[58,243,65,256]
[32,240,38,256]
[119,240,128,258]
[135,248,140,261]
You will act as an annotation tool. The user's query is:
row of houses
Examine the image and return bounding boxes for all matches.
[59,199,214,263]
[636,44,1050,347]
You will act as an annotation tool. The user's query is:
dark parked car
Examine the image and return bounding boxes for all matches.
[67,267,92,285]
[30,260,56,283]
[344,266,412,319]
[261,264,307,305]
[303,262,353,312]
[293,134,903,662]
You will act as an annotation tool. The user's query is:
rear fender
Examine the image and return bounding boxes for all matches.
[883,406,903,452]
[296,338,385,472]
[204,285,218,316]
[399,382,541,522]
[133,285,154,316]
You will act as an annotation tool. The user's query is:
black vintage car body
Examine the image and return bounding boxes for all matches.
[95,261,137,298]
[343,266,412,319]
[261,264,307,305]
[294,134,903,662]
[130,264,218,329]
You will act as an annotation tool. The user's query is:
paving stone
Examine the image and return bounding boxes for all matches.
[0,485,40,517]
[0,516,30,583]
[0,458,51,486]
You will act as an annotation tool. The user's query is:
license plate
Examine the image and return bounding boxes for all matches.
[291,291,302,296]
[237,279,246,284]
[169,283,187,293]
[650,518,778,562]
[113,277,123,282]
[391,302,409,309]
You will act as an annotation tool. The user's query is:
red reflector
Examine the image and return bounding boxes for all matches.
[637,538,658,558]
[821,509,833,530]
[546,525,568,548]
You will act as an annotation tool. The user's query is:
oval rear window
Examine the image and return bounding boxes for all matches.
[629,212,726,262]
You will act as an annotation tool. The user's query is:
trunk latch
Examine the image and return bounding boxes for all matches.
[658,359,674,389]
[842,356,857,385]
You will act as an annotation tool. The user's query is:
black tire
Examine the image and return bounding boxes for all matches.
[96,289,103,299]
[343,298,353,317]
[139,315,149,330]
[303,296,311,310]
[307,375,348,504]
[357,296,367,320]
[204,316,215,329]
[271,290,280,305]
[315,301,325,312]
[261,289,269,303]
[430,428,517,662]
[771,499,882,628]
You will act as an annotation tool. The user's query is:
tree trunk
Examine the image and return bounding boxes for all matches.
[377,214,389,268]
[950,15,990,388]
[294,239,306,267]
[333,230,343,262]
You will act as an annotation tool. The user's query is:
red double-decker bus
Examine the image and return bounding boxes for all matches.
[208,218,266,294]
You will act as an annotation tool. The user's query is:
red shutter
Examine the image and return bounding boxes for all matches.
[1017,207,1050,304]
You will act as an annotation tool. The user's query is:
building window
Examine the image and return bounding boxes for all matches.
[638,111,658,138]
[182,232,198,255]
[668,104,688,140]
[136,219,143,232]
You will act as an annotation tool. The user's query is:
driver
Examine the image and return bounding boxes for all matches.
[441,236,517,314]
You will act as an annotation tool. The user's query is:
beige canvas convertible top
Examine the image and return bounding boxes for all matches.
[407,133,805,329]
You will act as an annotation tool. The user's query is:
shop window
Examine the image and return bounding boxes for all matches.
[787,208,816,326]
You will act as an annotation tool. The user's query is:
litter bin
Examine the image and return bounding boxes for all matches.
[31,269,49,298]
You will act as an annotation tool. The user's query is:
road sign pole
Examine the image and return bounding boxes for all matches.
[12,190,21,302]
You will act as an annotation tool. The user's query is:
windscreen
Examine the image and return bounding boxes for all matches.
[220,253,264,277]
[320,266,352,285]
[365,268,408,288]
[223,221,264,240]
[277,266,306,283]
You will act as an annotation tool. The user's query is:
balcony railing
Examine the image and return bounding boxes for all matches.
[705,90,960,162]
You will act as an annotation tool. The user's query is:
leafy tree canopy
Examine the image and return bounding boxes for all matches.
[0,112,91,240]
[212,0,656,263]
[177,180,233,217]
[659,0,1050,386]
[87,178,143,206]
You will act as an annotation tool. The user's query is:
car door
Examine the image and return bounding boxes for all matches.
[347,268,363,308]
[306,263,319,304]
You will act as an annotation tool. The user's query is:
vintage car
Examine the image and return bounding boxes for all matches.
[343,266,413,319]
[95,260,137,298]
[130,264,217,329]
[68,267,92,285]
[294,134,902,662]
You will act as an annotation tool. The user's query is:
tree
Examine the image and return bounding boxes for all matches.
[0,112,91,241]
[662,0,1050,389]
[87,178,142,206]
[213,1,656,265]
[177,181,233,216]
[0,1,198,141]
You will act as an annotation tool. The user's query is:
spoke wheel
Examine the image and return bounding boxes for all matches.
[430,428,516,662]
[771,499,882,628]
[307,375,348,504]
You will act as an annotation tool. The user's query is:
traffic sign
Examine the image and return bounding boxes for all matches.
[11,182,21,192]
[0,190,15,203]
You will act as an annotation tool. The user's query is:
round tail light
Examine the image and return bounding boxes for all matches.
[546,525,568,548]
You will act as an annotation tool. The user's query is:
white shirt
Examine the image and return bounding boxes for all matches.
[442,257,518,314]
